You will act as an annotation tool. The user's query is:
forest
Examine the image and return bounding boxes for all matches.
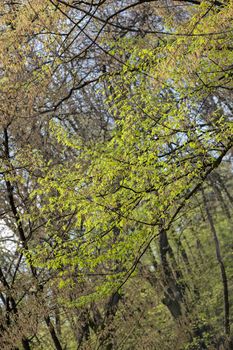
[0,0,232,349]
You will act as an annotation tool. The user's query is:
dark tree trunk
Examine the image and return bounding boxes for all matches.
[159,227,186,319]
[44,316,63,350]
[202,188,230,335]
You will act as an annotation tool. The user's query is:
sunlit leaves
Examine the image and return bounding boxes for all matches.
[23,0,233,305]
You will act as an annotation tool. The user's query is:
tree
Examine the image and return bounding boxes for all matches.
[0,0,232,349]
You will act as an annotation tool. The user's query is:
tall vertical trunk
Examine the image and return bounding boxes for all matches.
[159,227,186,319]
[3,126,63,350]
[44,316,63,350]
[202,188,230,335]
[97,292,121,350]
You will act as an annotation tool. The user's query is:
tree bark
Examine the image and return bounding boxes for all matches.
[202,188,230,335]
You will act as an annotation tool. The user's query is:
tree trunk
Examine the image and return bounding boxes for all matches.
[202,188,230,335]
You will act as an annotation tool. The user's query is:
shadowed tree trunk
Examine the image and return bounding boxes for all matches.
[202,187,230,336]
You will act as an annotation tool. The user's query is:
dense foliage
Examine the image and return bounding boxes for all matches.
[0,1,232,349]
